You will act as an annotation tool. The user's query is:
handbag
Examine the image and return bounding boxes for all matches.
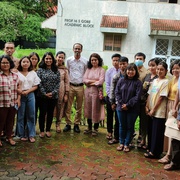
[165,110,180,141]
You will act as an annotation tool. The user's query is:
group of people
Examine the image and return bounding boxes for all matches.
[105,52,180,170]
[0,42,180,171]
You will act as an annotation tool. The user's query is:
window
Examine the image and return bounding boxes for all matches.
[159,0,177,3]
[153,37,180,67]
[104,33,121,51]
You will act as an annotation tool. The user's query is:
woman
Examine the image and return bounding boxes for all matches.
[158,60,180,163]
[29,52,40,123]
[145,61,169,158]
[37,52,60,138]
[17,56,40,143]
[29,52,40,71]
[138,58,160,150]
[0,55,21,146]
[55,51,69,133]
[83,53,105,136]
[115,63,142,152]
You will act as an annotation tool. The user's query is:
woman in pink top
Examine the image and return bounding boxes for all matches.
[83,53,105,136]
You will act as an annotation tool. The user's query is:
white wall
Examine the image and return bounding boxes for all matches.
[56,0,180,68]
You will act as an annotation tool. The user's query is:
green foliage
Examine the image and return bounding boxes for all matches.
[0,2,24,41]
[0,1,54,43]
[0,48,56,59]
[20,14,52,42]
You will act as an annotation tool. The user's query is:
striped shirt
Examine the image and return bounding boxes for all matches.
[0,71,19,107]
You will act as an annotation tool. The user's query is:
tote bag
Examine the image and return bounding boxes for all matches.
[165,110,180,141]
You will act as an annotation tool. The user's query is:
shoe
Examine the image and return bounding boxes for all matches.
[92,129,98,136]
[123,146,130,152]
[63,125,71,132]
[6,138,16,146]
[29,137,35,143]
[117,144,124,151]
[106,133,113,140]
[108,139,119,145]
[164,163,180,171]
[73,125,80,133]
[46,131,51,138]
[56,126,61,133]
[84,129,92,134]
[158,155,171,164]
[39,132,45,138]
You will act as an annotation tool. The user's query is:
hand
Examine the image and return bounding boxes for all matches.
[111,104,116,111]
[172,109,177,118]
[145,106,150,115]
[46,92,52,98]
[64,94,68,102]
[148,109,154,117]
[177,121,180,130]
[21,90,29,96]
[15,99,21,108]
[121,104,128,110]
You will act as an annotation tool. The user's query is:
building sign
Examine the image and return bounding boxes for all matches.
[64,19,94,28]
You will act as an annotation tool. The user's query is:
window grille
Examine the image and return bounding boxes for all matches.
[155,39,169,55]
[171,40,180,56]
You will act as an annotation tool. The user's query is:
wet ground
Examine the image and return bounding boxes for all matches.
[0,123,180,180]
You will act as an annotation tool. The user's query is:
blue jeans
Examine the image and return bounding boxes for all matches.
[117,110,138,146]
[17,92,36,138]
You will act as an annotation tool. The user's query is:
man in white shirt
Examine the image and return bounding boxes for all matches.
[63,43,88,133]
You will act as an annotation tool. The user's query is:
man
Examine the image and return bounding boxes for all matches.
[134,52,148,144]
[63,43,88,133]
[4,42,19,70]
[105,54,121,140]
[134,52,147,82]
[109,56,128,145]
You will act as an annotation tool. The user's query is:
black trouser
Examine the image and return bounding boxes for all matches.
[171,139,180,166]
[106,96,119,140]
[38,98,57,132]
[87,119,99,130]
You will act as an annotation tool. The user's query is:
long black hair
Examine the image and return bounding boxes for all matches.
[39,52,58,72]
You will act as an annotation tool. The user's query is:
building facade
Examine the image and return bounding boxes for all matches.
[56,0,180,68]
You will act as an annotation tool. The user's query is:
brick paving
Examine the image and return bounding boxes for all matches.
[0,123,180,180]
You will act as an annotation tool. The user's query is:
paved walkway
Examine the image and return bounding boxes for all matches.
[0,123,180,180]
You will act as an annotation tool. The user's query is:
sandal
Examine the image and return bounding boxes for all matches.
[106,133,112,140]
[84,129,92,134]
[108,139,119,145]
[123,146,130,152]
[117,144,124,151]
[144,152,157,159]
[21,137,28,141]
[158,155,171,164]
[137,143,147,150]
[6,138,16,146]
[164,163,180,171]
[92,130,98,136]
[39,132,45,138]
[29,137,35,143]
[56,126,61,133]
[46,131,51,138]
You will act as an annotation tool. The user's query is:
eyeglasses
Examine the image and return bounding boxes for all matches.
[1,62,10,65]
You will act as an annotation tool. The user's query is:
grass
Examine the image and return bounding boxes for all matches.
[0,47,55,59]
